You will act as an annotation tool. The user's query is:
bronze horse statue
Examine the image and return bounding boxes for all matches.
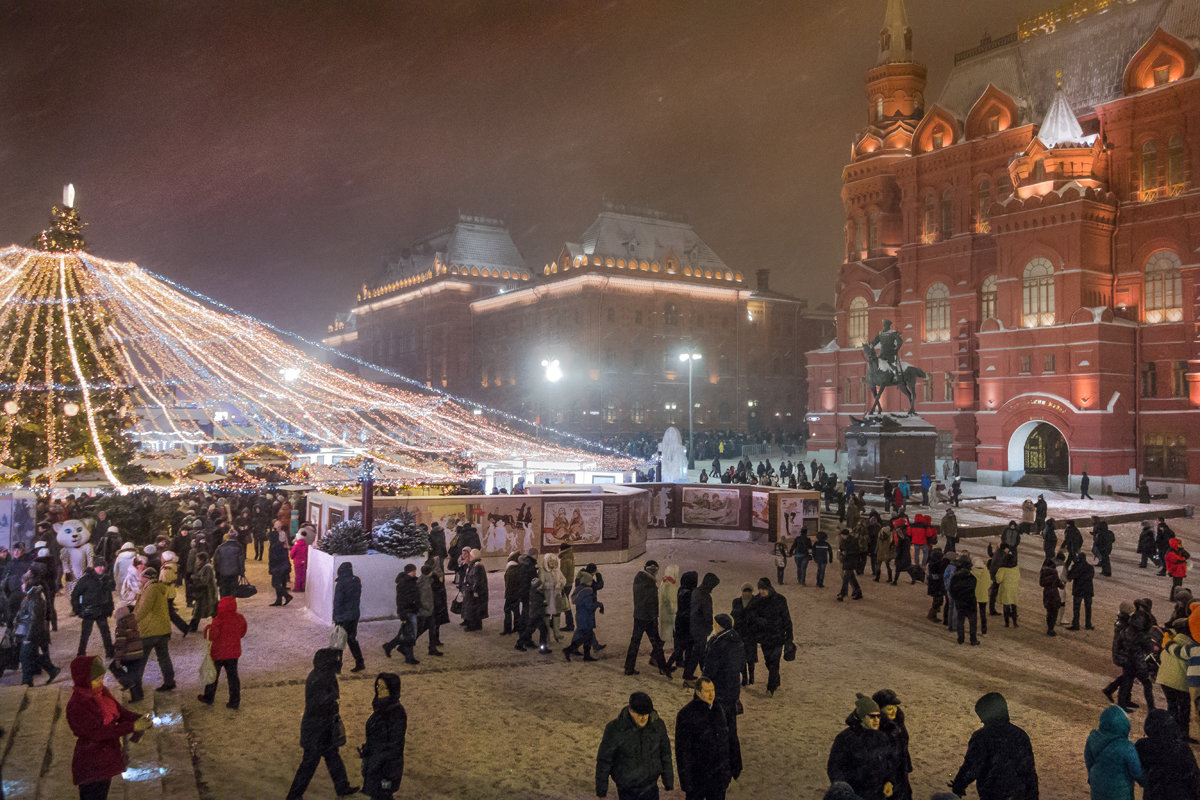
[861,343,927,416]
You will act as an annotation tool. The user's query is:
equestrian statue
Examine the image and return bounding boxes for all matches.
[861,319,926,416]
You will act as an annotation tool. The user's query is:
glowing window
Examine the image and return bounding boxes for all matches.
[941,189,953,237]
[923,194,937,241]
[848,296,869,346]
[1154,65,1171,86]
[1169,135,1185,187]
[977,179,991,229]
[1144,249,1183,323]
[1021,257,1055,328]
[854,216,866,258]
[980,274,997,321]
[924,283,950,342]
[867,212,880,254]
[933,130,944,149]
[1142,141,1158,190]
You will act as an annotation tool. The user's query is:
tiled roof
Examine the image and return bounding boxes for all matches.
[939,0,1199,124]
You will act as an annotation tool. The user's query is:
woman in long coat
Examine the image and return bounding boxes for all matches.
[461,549,488,631]
[67,655,153,799]
[360,672,407,799]
[290,533,310,592]
[658,565,679,644]
[996,549,1021,627]
[268,529,293,606]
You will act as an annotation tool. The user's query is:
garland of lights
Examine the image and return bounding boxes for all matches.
[0,245,635,487]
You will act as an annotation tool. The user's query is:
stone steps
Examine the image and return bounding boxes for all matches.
[0,673,202,799]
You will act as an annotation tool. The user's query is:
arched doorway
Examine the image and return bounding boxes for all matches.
[1008,421,1069,488]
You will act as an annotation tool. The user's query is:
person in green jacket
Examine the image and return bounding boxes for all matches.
[1085,705,1143,800]
[595,691,673,799]
[132,567,175,693]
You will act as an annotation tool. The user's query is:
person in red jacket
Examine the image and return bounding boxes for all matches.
[198,596,247,709]
[1165,538,1191,601]
[66,654,153,800]
[908,515,930,570]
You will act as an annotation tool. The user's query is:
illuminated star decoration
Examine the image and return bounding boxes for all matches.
[0,245,634,490]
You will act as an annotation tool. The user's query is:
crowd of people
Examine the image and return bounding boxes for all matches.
[14,479,1200,799]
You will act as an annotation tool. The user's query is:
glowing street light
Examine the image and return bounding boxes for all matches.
[280,367,302,382]
[678,351,701,470]
[541,358,563,383]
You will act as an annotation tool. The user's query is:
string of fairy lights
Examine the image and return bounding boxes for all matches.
[0,246,634,490]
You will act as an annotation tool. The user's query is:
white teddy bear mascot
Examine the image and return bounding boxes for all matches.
[53,518,94,584]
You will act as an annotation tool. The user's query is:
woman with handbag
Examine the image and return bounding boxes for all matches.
[286,648,360,800]
[198,596,246,709]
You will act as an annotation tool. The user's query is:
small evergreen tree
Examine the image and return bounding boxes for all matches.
[316,516,371,555]
[30,204,87,253]
[372,510,430,558]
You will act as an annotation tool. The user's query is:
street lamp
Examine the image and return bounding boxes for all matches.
[679,351,702,470]
[541,358,563,383]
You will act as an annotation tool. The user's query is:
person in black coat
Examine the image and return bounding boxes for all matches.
[674,677,732,800]
[359,672,407,800]
[947,555,978,646]
[950,692,1038,800]
[730,584,758,686]
[624,560,670,678]
[872,689,912,800]
[666,571,697,672]
[333,562,365,672]
[701,614,745,782]
[1154,518,1174,577]
[1134,708,1200,800]
[1137,521,1158,569]
[685,572,720,682]
[826,693,899,800]
[286,648,359,799]
[461,549,488,631]
[71,559,115,658]
[1065,552,1095,631]
[745,577,793,695]
[268,529,293,607]
[382,565,420,665]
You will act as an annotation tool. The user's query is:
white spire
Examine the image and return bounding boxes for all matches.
[877,0,913,65]
[63,183,75,209]
[1037,90,1085,148]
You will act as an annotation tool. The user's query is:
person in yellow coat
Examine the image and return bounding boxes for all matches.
[995,547,1021,628]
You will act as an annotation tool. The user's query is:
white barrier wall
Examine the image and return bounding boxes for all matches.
[306,548,425,623]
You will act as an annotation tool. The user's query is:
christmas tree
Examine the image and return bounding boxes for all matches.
[0,192,142,484]
[372,510,430,558]
[316,516,371,555]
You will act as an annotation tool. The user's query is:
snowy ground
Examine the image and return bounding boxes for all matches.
[19,503,1199,799]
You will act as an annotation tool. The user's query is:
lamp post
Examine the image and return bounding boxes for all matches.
[679,351,702,471]
[358,457,376,532]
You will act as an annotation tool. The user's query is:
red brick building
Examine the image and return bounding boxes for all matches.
[325,208,833,438]
[806,0,1200,498]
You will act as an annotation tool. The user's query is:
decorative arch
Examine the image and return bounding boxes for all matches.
[924,283,950,342]
[965,84,1019,139]
[912,105,962,154]
[1144,249,1183,323]
[1123,27,1196,95]
[1021,257,1055,328]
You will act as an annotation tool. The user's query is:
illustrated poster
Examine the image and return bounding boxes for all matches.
[542,500,603,546]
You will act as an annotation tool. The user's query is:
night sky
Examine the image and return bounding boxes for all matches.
[0,0,1052,337]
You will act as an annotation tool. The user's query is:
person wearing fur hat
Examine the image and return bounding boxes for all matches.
[950,692,1038,799]
[871,690,911,800]
[132,566,175,694]
[71,557,115,658]
[595,691,673,798]
[66,654,153,799]
[360,672,407,799]
[826,693,899,799]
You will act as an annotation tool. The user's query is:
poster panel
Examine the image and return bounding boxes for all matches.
[648,486,673,528]
[542,500,603,546]
[750,491,769,529]
[680,487,741,527]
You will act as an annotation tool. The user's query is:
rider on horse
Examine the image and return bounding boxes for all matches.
[869,319,903,376]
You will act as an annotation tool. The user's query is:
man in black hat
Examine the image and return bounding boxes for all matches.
[71,557,115,658]
[624,560,671,679]
[595,691,673,799]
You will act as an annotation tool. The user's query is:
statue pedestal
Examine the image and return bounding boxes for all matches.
[844,415,937,481]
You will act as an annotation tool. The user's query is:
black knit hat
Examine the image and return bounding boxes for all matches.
[629,692,654,715]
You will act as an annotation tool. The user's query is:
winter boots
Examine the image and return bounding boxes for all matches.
[1002,605,1018,627]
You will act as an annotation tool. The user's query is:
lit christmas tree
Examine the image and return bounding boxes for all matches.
[0,189,141,483]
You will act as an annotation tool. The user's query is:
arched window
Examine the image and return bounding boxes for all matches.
[1021,257,1055,328]
[1169,135,1185,188]
[867,212,880,254]
[941,189,954,237]
[974,178,993,231]
[854,216,867,258]
[924,283,950,342]
[663,302,678,326]
[1142,141,1158,191]
[923,194,937,242]
[980,274,998,320]
[848,296,869,346]
[1144,249,1183,323]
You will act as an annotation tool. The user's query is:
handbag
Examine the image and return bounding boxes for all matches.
[332,713,347,748]
[234,575,257,599]
[199,639,217,685]
[329,624,348,650]
[783,641,797,662]
[450,592,464,615]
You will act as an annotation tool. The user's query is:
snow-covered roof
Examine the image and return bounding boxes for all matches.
[939,0,1200,124]
[1037,91,1092,147]
[578,210,730,274]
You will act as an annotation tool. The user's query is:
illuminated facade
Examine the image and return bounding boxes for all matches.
[326,208,833,436]
[805,0,1200,497]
